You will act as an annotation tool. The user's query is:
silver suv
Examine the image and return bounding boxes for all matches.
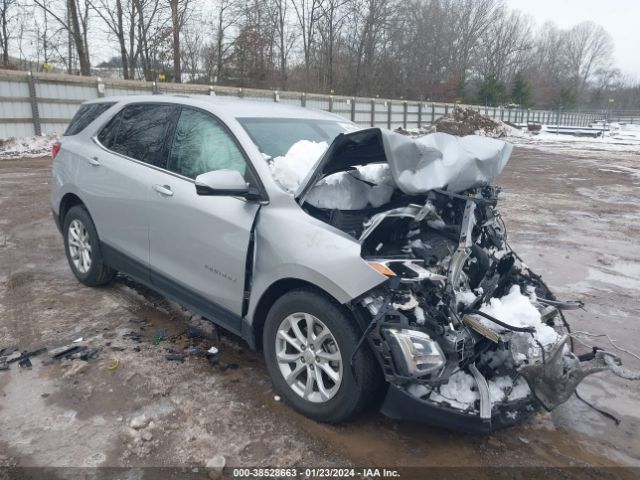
[51,96,623,432]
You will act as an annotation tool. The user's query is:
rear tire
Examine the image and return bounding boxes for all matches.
[263,288,381,423]
[63,205,115,286]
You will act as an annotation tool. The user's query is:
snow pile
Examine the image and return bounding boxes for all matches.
[407,371,479,410]
[407,369,532,411]
[456,289,478,307]
[0,134,58,160]
[306,172,370,210]
[488,376,531,403]
[479,285,558,348]
[434,370,479,409]
[433,106,509,138]
[360,164,396,207]
[306,165,395,210]
[407,369,533,411]
[270,140,395,210]
[270,140,328,193]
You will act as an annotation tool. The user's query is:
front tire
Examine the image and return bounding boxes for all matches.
[263,288,381,423]
[63,205,115,286]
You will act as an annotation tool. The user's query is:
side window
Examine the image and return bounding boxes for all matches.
[97,111,122,149]
[64,102,114,136]
[167,108,247,179]
[110,104,176,167]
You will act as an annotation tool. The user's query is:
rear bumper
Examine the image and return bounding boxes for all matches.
[380,384,538,434]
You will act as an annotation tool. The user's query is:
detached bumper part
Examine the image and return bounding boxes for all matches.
[518,336,610,411]
[380,384,537,433]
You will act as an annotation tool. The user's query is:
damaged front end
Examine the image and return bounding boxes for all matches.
[352,187,618,432]
[297,128,630,433]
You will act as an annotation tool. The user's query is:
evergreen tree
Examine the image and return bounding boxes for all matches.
[511,72,531,107]
[478,74,506,107]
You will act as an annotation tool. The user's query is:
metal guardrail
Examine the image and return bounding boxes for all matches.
[0,68,629,139]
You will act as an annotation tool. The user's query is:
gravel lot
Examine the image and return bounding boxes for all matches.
[0,145,639,478]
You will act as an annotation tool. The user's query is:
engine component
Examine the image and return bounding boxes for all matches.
[462,314,500,343]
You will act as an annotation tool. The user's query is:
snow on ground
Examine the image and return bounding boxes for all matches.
[0,134,58,160]
[505,123,640,156]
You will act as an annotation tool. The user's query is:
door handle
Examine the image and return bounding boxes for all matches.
[152,184,174,197]
[87,157,100,167]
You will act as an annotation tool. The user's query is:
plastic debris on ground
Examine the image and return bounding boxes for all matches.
[49,344,86,359]
[165,353,185,362]
[106,356,121,370]
[18,357,32,368]
[206,346,219,366]
[153,328,167,345]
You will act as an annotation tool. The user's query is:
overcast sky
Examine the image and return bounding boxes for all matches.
[506,0,640,80]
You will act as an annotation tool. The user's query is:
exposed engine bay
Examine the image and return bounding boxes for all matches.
[294,128,635,432]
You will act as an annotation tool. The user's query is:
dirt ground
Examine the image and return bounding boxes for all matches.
[1,144,639,478]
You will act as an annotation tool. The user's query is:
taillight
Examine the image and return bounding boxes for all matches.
[51,142,61,159]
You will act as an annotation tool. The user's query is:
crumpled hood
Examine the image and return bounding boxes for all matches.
[296,127,513,201]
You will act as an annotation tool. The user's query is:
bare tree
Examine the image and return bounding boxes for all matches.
[267,0,294,89]
[563,21,614,101]
[168,0,191,82]
[477,6,533,82]
[6,0,635,110]
[33,0,92,75]
[449,0,501,84]
[208,0,241,84]
[290,0,322,83]
[181,21,203,81]
[316,0,349,91]
[0,0,18,66]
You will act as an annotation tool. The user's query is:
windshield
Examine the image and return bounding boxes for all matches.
[238,117,354,159]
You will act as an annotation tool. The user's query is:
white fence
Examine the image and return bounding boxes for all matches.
[0,68,612,140]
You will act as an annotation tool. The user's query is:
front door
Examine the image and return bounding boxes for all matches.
[147,107,260,332]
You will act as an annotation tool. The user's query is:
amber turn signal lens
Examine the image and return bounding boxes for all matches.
[368,262,396,276]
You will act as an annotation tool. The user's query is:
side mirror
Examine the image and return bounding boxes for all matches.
[195,169,260,199]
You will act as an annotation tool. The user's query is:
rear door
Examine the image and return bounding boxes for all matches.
[83,103,179,281]
[146,107,261,332]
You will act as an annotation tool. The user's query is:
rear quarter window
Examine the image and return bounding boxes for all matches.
[64,102,115,136]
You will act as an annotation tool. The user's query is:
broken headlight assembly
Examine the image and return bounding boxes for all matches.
[384,328,445,378]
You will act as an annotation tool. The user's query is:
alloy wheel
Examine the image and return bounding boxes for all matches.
[275,312,343,403]
[68,219,92,274]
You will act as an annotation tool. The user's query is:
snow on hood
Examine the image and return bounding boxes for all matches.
[295,128,513,202]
